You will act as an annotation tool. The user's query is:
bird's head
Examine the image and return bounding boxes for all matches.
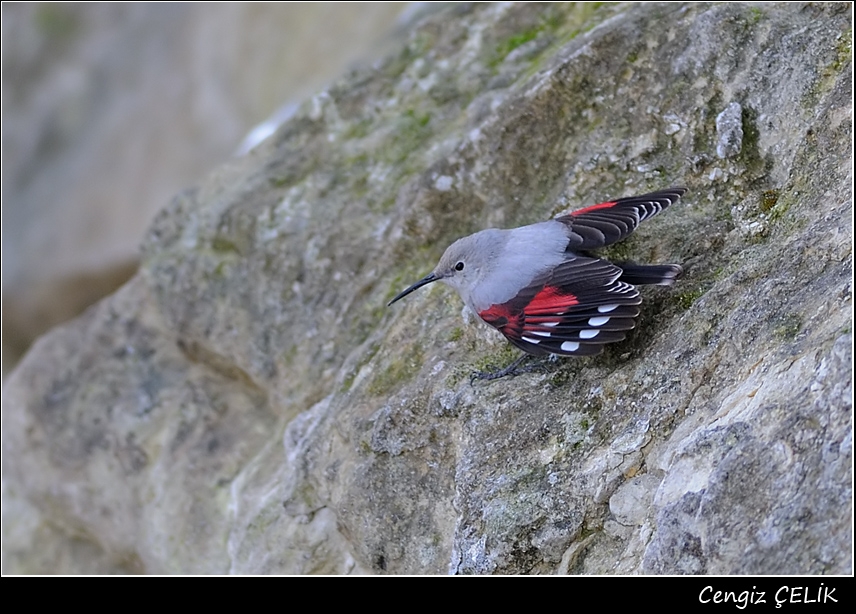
[387,230,502,307]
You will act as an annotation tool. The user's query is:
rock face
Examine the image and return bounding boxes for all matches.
[1,3,408,376]
[2,3,851,574]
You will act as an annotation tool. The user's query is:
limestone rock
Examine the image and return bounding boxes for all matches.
[3,3,851,574]
[1,3,408,376]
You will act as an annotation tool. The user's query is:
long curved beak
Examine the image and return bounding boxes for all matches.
[387,273,439,306]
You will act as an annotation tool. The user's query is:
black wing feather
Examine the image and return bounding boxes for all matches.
[481,257,645,357]
[558,187,686,250]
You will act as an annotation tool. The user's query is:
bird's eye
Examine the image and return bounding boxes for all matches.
[455,262,465,271]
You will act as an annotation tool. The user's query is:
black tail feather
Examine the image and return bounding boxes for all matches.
[617,263,682,286]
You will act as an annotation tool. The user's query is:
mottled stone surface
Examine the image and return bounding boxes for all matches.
[1,3,409,375]
[3,3,851,574]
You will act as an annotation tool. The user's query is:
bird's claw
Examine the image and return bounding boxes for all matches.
[469,355,540,384]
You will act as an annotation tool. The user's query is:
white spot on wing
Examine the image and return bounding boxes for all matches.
[561,341,580,352]
[598,304,618,313]
[580,329,599,339]
[531,331,552,337]
[588,316,610,326]
[522,336,541,344]
[543,321,559,327]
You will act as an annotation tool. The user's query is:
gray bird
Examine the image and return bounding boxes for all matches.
[388,188,686,379]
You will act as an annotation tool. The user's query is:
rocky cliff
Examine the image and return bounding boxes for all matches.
[2,2,851,574]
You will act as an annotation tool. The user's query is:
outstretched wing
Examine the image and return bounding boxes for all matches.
[556,187,686,250]
[478,257,643,357]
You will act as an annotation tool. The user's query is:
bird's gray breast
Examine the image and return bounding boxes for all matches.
[468,221,570,312]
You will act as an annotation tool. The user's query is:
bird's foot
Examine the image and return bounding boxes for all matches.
[470,354,542,384]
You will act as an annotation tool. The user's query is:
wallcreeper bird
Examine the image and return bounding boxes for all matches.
[388,188,686,380]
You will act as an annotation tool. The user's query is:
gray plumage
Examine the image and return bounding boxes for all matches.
[389,188,685,360]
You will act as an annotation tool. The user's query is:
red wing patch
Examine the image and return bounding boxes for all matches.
[524,286,580,314]
[478,257,647,357]
[569,200,618,216]
[479,302,514,329]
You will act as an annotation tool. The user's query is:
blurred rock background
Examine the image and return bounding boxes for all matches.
[2,2,412,377]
